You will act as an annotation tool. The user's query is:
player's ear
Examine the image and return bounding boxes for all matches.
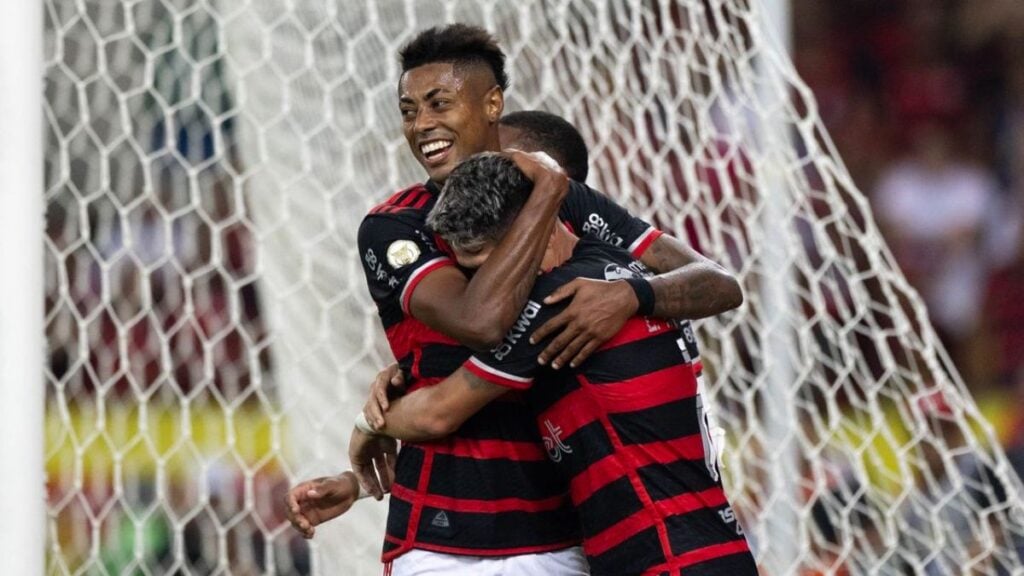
[485,85,503,123]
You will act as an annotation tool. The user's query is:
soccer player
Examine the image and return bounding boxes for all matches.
[365,152,758,575]
[284,110,599,547]
[300,22,741,574]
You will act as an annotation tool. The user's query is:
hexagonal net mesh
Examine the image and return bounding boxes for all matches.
[44,0,1024,574]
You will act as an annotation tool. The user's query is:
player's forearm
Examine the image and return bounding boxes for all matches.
[454,172,568,346]
[641,235,743,319]
[377,387,459,442]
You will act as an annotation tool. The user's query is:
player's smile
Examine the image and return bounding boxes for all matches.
[419,138,454,166]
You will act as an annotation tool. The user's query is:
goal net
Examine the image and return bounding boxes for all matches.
[43,0,1024,574]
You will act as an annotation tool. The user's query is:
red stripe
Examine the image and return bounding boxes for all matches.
[420,437,548,462]
[642,539,751,574]
[653,487,727,518]
[410,191,432,210]
[589,379,675,562]
[382,537,579,562]
[569,452,630,502]
[586,367,696,414]
[464,358,533,390]
[596,316,676,352]
[411,347,423,381]
[631,228,663,258]
[627,434,706,465]
[403,448,434,551]
[538,388,596,439]
[371,184,428,214]
[583,508,657,557]
[384,318,460,363]
[395,189,422,208]
[391,484,569,514]
[401,258,455,315]
[568,436,706,503]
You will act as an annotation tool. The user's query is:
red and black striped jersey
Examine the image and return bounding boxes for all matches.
[464,236,758,576]
[357,179,663,561]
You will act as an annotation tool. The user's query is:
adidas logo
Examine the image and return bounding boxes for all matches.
[431,511,450,529]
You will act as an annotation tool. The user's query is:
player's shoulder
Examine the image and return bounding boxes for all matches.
[365,182,438,220]
[540,238,648,293]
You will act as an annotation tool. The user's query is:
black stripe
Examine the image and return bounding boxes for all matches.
[453,400,541,442]
[575,476,644,539]
[414,504,581,551]
[559,420,616,480]
[525,369,580,413]
[587,526,666,576]
[665,503,748,555]
[418,343,472,378]
[607,397,700,445]
[426,453,569,501]
[583,331,686,383]
[382,538,401,556]
[393,445,424,494]
[384,493,413,541]
[637,458,721,501]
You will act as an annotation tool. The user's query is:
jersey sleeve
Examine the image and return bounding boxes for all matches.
[559,180,663,258]
[462,276,569,390]
[357,213,454,315]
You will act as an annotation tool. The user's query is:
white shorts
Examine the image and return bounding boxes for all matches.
[389,546,589,576]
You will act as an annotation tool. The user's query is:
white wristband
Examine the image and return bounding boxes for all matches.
[354,412,376,434]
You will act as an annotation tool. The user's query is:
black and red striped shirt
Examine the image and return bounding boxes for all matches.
[357,180,662,561]
[464,237,757,575]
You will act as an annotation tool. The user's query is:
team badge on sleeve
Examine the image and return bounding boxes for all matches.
[387,240,420,268]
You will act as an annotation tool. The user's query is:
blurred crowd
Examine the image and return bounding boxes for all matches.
[793,0,1024,408]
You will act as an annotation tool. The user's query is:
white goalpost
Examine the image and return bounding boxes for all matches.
[41,1,1024,575]
[2,2,44,576]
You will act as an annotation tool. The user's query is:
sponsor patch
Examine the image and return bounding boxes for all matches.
[386,240,420,268]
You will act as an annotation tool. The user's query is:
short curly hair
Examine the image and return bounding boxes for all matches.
[399,24,509,91]
[427,152,531,248]
[501,111,589,182]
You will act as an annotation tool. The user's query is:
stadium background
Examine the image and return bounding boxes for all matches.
[41,0,1024,574]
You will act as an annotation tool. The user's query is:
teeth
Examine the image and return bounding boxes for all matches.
[421,140,452,155]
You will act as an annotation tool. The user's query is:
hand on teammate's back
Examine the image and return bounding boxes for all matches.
[284,472,361,539]
[531,277,639,369]
[364,363,407,431]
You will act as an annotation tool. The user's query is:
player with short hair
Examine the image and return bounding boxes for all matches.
[370,152,758,575]
[500,110,590,182]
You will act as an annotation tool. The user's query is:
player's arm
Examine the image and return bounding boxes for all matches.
[367,295,556,441]
[409,150,569,349]
[639,232,743,318]
[372,367,509,442]
[532,184,742,368]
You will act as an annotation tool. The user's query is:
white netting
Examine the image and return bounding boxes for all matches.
[44,0,1024,575]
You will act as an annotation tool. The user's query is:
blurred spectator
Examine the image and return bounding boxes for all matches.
[873,116,1000,362]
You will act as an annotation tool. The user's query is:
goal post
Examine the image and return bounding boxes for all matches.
[1,2,44,575]
[43,1,1024,575]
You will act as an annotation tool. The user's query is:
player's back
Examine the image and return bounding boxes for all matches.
[527,238,758,575]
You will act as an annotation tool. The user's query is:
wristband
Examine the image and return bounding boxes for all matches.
[625,277,656,316]
[354,412,376,434]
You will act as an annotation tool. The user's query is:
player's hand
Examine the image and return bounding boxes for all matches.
[363,363,407,431]
[531,278,638,369]
[348,428,397,501]
[505,149,569,199]
[285,472,361,539]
